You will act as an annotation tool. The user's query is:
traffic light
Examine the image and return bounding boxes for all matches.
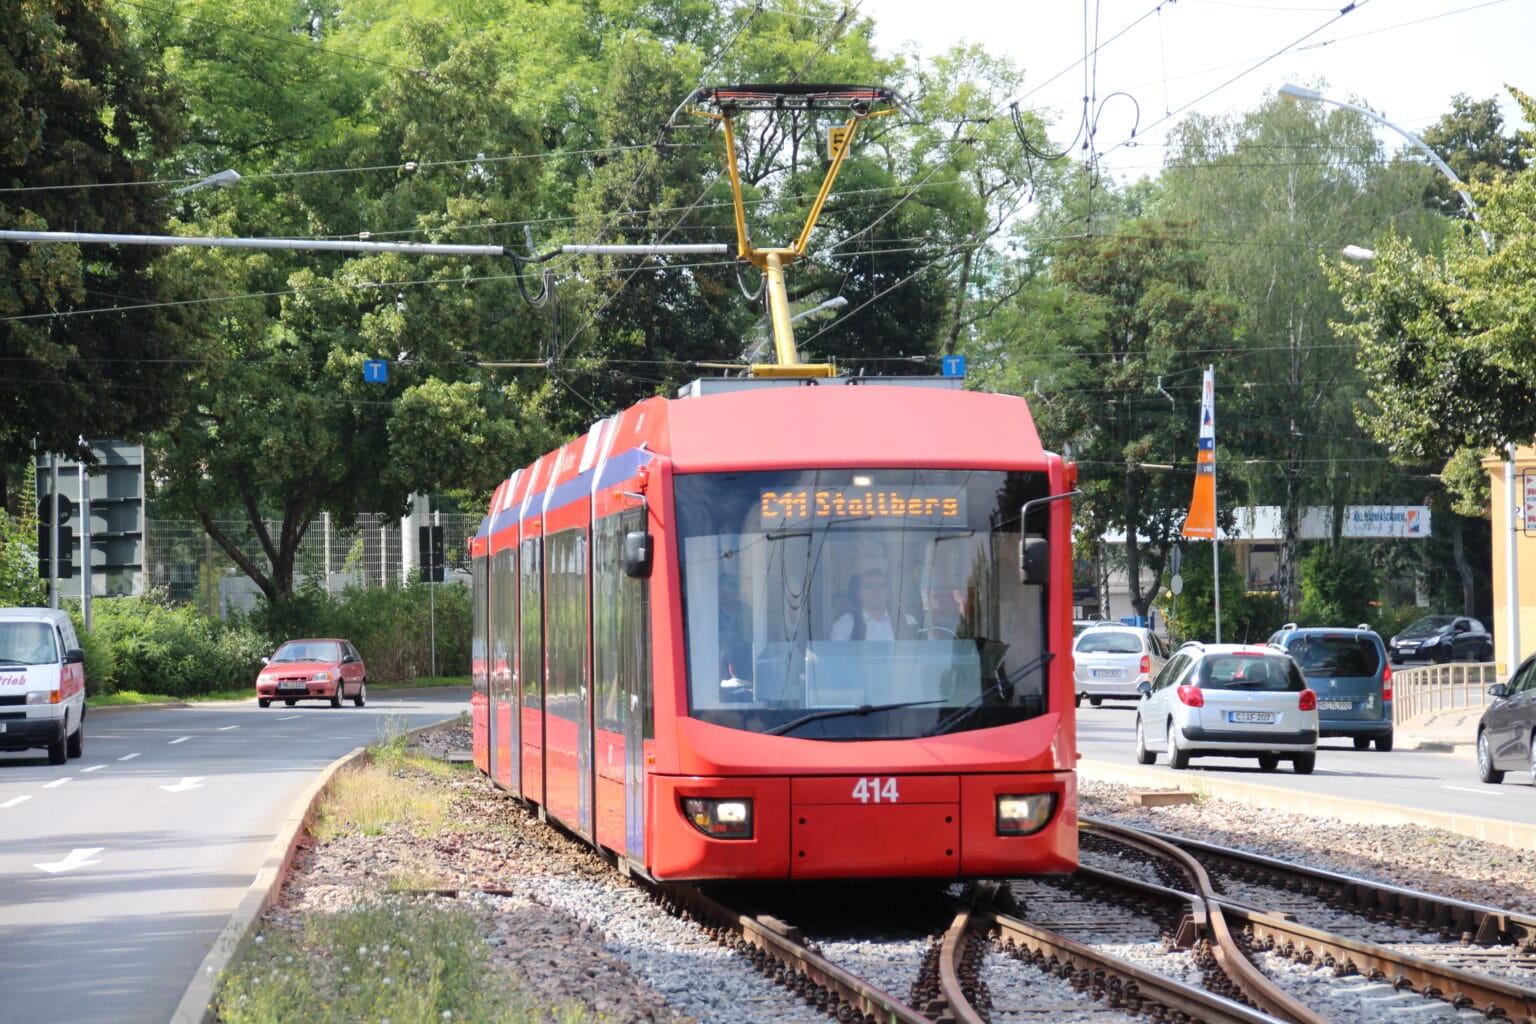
[419,524,445,583]
[37,524,74,578]
[37,492,75,526]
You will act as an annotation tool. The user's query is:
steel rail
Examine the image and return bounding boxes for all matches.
[660,883,932,1024]
[1085,819,1333,1024]
[975,902,1286,1024]
[1219,900,1536,1022]
[1084,815,1536,948]
[936,896,991,1024]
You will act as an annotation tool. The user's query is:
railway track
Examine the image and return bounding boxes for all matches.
[1076,817,1536,1023]
[408,814,1535,1023]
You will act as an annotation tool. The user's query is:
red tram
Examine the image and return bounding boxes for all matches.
[468,376,1080,880]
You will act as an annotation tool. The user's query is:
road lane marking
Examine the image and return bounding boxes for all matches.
[168,736,190,744]
[1443,785,1503,796]
[159,776,206,793]
[35,847,104,873]
[2,795,32,808]
[217,725,239,731]
[278,715,301,721]
[81,765,104,773]
[118,752,140,760]
[44,778,71,789]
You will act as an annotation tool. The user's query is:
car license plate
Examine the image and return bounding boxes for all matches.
[1317,699,1352,711]
[278,682,306,692]
[1090,668,1123,679]
[1228,711,1274,724]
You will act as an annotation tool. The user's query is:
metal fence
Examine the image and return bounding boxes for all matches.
[1392,661,1501,723]
[145,512,480,615]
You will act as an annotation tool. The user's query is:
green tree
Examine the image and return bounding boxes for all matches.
[129,0,564,601]
[1418,93,1528,218]
[0,0,197,497]
[1331,89,1536,481]
[0,463,45,606]
[992,219,1238,621]
[1295,544,1379,627]
[1157,90,1440,615]
[1158,542,1282,644]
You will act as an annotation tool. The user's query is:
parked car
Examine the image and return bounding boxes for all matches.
[255,638,367,708]
[1475,652,1536,785]
[1265,623,1393,751]
[1073,623,1168,707]
[1134,641,1318,773]
[1388,615,1493,665]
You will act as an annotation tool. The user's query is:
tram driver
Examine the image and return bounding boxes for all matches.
[829,569,917,641]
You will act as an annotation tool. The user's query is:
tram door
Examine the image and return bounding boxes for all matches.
[491,546,518,792]
[621,507,653,861]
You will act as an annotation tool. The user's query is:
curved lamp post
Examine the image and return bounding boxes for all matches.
[1280,82,1517,667]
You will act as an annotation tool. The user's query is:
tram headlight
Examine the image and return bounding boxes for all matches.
[682,797,754,840]
[996,793,1056,837]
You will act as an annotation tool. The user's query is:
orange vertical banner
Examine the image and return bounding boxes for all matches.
[1182,367,1216,539]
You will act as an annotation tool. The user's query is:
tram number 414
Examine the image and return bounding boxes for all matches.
[851,777,900,803]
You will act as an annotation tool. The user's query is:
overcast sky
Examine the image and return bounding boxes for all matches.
[866,0,1533,180]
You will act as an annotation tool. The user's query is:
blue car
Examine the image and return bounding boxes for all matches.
[1265,624,1393,751]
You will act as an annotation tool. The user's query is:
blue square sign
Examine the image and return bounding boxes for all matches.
[940,354,966,378]
[363,359,388,383]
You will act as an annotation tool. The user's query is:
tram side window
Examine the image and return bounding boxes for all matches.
[519,539,543,710]
[472,554,489,696]
[593,515,624,732]
[545,529,588,724]
[492,547,517,702]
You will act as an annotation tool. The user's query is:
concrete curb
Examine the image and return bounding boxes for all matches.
[168,717,462,1024]
[1079,757,1536,851]
[88,701,192,715]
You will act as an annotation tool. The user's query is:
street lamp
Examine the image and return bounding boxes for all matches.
[173,168,242,195]
[790,295,849,323]
[1280,82,1518,666]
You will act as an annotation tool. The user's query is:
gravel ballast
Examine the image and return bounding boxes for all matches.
[247,728,1536,1023]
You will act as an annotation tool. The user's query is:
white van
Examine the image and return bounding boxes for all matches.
[0,608,86,764]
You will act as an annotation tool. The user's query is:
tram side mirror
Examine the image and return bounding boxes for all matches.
[1019,534,1049,585]
[622,530,654,579]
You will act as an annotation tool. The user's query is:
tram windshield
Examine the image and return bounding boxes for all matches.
[676,468,1055,739]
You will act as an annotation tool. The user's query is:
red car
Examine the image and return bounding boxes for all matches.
[256,638,367,708]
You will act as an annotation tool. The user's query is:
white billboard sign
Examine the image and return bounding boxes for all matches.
[1339,505,1430,539]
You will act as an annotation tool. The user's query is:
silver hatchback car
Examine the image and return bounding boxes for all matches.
[1134,642,1319,773]
[1073,623,1168,706]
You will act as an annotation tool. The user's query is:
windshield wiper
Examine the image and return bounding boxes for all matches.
[766,698,945,737]
[923,651,1055,738]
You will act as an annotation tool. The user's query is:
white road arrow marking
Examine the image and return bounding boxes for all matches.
[35,847,104,873]
[159,776,206,793]
[2,795,33,809]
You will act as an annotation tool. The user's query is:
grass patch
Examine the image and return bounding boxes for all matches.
[216,897,590,1024]
[312,759,451,840]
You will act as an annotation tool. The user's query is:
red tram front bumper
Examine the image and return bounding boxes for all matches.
[649,770,1076,880]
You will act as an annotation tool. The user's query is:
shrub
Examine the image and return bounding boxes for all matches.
[1297,544,1381,627]
[243,582,470,685]
[85,595,268,697]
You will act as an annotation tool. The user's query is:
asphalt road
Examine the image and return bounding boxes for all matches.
[1075,700,1536,828]
[0,688,469,1024]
